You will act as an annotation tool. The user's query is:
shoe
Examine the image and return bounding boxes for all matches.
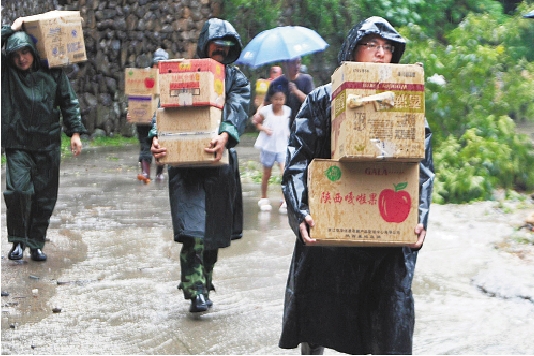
[137,173,151,183]
[8,243,24,260]
[258,198,272,211]
[206,298,213,309]
[279,201,287,214]
[189,294,208,313]
[156,164,165,180]
[30,248,47,262]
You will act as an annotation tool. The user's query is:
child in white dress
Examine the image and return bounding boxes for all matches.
[254,89,291,213]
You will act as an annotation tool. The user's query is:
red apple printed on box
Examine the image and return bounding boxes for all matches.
[144,76,156,89]
[379,182,411,223]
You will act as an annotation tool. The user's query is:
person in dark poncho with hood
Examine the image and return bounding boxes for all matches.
[278,17,435,354]
[1,18,87,262]
[150,18,250,314]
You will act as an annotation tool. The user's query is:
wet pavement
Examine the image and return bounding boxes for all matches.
[2,134,534,355]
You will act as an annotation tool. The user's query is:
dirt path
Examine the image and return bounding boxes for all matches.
[1,137,533,354]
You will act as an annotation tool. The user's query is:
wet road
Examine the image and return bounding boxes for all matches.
[2,135,534,355]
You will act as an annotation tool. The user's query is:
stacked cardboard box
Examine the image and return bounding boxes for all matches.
[308,62,425,246]
[124,68,159,123]
[331,62,425,161]
[22,11,86,68]
[159,58,225,108]
[156,58,227,166]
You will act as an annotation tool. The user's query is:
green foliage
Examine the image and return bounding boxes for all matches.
[401,5,534,203]
[221,0,283,44]
[60,134,138,158]
[222,0,534,203]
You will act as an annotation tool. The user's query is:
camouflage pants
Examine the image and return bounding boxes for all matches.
[178,237,218,300]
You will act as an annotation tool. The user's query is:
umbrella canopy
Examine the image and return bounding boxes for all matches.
[237,26,329,68]
[524,10,534,18]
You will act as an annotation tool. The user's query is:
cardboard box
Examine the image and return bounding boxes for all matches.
[22,11,86,68]
[125,68,159,95]
[308,159,419,246]
[156,106,221,134]
[127,95,158,123]
[157,133,228,166]
[331,62,425,161]
[158,58,225,108]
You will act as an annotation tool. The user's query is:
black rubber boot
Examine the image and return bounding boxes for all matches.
[189,294,208,313]
[8,242,24,260]
[301,342,324,355]
[30,248,47,262]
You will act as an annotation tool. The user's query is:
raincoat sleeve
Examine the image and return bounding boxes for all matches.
[147,100,160,141]
[282,85,332,238]
[1,25,13,48]
[219,66,250,148]
[418,118,435,230]
[54,69,87,136]
[1,26,15,69]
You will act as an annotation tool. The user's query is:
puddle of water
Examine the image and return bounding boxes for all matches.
[2,143,533,354]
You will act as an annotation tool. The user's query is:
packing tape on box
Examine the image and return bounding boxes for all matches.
[347,91,395,111]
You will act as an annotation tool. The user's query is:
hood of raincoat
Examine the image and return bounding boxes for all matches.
[4,30,40,71]
[337,16,406,65]
[197,18,243,64]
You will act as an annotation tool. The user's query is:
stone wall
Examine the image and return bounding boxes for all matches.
[1,0,219,137]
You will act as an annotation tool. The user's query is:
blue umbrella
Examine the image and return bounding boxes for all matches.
[237,26,329,68]
[524,10,534,18]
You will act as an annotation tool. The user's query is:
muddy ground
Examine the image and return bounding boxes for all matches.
[1,134,534,355]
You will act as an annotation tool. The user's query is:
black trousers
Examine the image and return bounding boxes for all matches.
[3,148,60,249]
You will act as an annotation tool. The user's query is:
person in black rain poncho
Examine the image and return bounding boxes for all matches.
[150,18,250,314]
[279,16,435,354]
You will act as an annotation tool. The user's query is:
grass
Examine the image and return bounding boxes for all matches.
[60,134,137,157]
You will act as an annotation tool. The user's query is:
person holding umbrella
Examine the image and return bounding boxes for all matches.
[239,26,327,130]
[278,16,434,354]
[150,18,250,315]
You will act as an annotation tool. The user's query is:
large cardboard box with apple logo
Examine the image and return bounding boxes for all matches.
[125,68,160,123]
[21,11,86,68]
[307,159,419,246]
[331,62,425,162]
[158,58,226,108]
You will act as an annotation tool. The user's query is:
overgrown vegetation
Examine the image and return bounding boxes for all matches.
[222,0,534,204]
[59,134,138,158]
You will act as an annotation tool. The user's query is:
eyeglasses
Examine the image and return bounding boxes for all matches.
[358,42,395,54]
